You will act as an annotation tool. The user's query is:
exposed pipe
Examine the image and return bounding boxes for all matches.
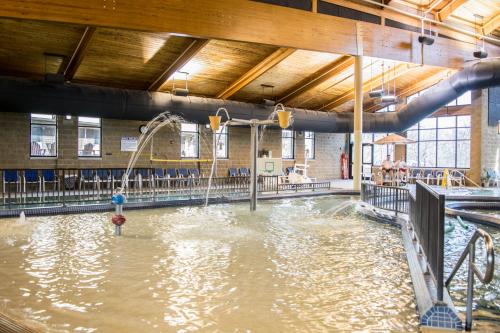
[0,59,499,133]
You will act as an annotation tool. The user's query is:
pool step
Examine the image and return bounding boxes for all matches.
[0,312,43,333]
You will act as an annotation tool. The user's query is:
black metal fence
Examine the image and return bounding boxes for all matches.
[0,169,331,209]
[409,181,445,301]
[360,182,409,214]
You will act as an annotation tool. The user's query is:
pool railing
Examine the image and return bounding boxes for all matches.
[0,168,332,209]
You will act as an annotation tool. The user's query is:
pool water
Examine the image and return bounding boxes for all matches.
[444,216,500,331]
[0,196,419,332]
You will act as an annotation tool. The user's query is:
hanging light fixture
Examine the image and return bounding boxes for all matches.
[473,15,488,59]
[369,60,383,98]
[381,64,397,104]
[418,12,434,45]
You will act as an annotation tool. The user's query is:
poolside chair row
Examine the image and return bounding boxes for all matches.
[228,168,250,177]
[1,168,204,193]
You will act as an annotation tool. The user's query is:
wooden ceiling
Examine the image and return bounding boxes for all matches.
[0,1,492,114]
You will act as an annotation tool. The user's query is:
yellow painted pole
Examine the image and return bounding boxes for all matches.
[353,55,363,191]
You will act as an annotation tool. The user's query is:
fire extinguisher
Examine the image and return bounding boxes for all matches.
[341,152,349,179]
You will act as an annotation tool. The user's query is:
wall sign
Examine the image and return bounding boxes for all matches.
[121,137,138,152]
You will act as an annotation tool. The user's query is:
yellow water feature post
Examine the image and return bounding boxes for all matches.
[208,104,291,211]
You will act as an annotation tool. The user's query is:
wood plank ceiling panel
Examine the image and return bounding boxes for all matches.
[231,50,342,103]
[159,40,278,97]
[0,18,85,78]
[73,28,196,89]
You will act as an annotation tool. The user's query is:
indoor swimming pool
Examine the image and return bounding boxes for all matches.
[0,196,419,332]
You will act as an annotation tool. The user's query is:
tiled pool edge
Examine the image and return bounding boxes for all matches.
[357,204,463,332]
[0,189,359,218]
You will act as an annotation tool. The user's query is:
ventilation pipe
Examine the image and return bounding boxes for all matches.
[0,60,499,133]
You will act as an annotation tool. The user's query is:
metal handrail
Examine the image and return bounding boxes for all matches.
[445,228,495,332]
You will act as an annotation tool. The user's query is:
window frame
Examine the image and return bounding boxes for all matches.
[215,126,229,159]
[405,115,471,168]
[30,114,58,158]
[180,123,200,159]
[304,131,315,160]
[77,117,102,158]
[281,129,295,159]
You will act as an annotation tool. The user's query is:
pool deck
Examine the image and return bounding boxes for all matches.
[0,186,359,218]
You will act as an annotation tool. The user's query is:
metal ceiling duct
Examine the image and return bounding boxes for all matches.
[0,59,499,133]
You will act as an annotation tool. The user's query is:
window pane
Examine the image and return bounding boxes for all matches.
[438,128,455,140]
[31,114,56,124]
[282,130,294,159]
[456,141,470,168]
[363,145,372,164]
[457,128,470,140]
[305,136,315,159]
[362,133,373,143]
[419,129,436,141]
[457,115,471,127]
[406,143,418,167]
[419,141,436,167]
[78,117,101,126]
[419,118,436,129]
[407,130,418,141]
[215,133,228,159]
[304,131,314,139]
[438,116,456,128]
[456,91,471,105]
[181,123,198,132]
[447,99,457,107]
[78,127,101,156]
[437,141,456,167]
[181,131,199,158]
[31,124,57,156]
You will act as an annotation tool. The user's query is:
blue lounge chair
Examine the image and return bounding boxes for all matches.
[177,168,189,178]
[42,169,59,193]
[239,168,250,177]
[23,170,41,193]
[189,168,200,178]
[80,169,95,189]
[228,168,238,177]
[166,168,177,178]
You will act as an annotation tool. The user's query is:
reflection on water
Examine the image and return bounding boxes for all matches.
[444,216,500,332]
[0,196,418,332]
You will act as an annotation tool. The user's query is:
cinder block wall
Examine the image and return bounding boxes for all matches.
[0,112,345,180]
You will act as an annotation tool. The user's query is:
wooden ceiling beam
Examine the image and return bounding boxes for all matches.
[62,26,96,81]
[277,55,354,105]
[215,47,295,100]
[437,0,468,22]
[322,63,412,111]
[1,0,498,68]
[483,13,500,36]
[148,38,209,91]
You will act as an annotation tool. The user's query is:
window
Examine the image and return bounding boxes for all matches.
[405,115,471,168]
[215,126,228,159]
[30,114,57,157]
[407,87,471,107]
[304,131,315,159]
[282,130,295,159]
[181,123,199,158]
[78,117,101,157]
[362,133,394,167]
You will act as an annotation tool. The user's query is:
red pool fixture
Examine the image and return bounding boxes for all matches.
[111,193,126,236]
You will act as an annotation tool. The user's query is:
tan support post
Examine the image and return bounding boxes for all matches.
[353,55,363,191]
